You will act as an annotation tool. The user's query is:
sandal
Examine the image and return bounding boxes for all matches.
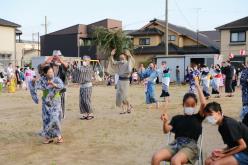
[43,138,53,144]
[127,105,134,114]
[120,112,126,115]
[80,116,88,120]
[86,116,94,120]
[56,137,64,144]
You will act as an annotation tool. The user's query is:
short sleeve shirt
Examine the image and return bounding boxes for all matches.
[218,116,248,155]
[170,113,205,141]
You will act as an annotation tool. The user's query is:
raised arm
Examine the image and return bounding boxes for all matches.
[138,68,149,79]
[195,78,206,117]
[110,49,118,65]
[40,56,53,68]
[57,56,68,69]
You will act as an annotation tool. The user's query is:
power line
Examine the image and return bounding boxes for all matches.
[174,0,194,29]
[123,14,165,29]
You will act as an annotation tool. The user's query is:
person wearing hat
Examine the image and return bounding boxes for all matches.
[73,56,94,120]
[39,50,68,119]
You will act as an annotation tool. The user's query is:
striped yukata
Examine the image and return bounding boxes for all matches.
[74,65,94,114]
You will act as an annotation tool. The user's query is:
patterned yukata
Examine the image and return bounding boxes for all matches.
[211,69,222,95]
[38,63,68,119]
[29,76,64,138]
[160,67,170,97]
[74,65,94,114]
[240,68,248,126]
[189,69,201,93]
[139,68,159,104]
[201,69,210,97]
[24,68,32,90]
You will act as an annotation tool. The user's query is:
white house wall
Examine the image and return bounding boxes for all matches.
[156,56,185,82]
[0,26,15,59]
[156,54,216,82]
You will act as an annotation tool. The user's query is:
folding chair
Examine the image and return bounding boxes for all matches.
[164,131,204,165]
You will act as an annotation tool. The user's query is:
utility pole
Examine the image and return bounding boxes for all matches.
[165,0,169,56]
[41,16,48,34]
[32,32,40,56]
[195,8,201,55]
[38,32,40,56]
[45,16,47,34]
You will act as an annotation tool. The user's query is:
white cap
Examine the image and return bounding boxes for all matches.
[52,50,62,56]
[83,56,91,60]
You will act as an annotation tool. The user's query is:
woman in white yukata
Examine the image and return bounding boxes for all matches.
[160,61,170,103]
[29,66,64,144]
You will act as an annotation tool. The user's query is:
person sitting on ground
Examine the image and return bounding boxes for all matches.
[151,79,206,165]
[204,102,248,165]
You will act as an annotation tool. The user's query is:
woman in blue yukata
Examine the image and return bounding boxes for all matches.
[29,66,64,144]
[188,64,201,94]
[139,62,159,109]
[240,64,248,127]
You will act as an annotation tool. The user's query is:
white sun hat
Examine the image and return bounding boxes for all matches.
[52,50,62,56]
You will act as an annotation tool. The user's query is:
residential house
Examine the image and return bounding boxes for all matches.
[129,19,219,81]
[216,16,248,67]
[16,40,40,67]
[40,18,122,60]
[0,18,20,69]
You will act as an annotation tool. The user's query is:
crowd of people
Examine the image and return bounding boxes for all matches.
[1,49,248,165]
[0,63,37,93]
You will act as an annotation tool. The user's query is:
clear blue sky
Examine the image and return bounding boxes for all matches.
[1,0,248,40]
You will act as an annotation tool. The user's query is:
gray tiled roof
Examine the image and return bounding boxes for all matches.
[199,31,220,42]
[216,16,248,30]
[151,19,220,49]
[0,18,20,27]
[130,28,164,36]
[134,42,219,55]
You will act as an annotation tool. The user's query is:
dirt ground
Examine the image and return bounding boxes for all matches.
[0,84,243,165]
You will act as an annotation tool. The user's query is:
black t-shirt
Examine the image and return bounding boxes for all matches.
[170,113,205,141]
[219,116,248,155]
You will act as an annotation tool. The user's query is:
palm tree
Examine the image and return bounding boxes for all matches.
[93,27,133,59]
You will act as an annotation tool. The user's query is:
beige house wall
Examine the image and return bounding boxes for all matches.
[0,26,16,60]
[133,54,154,67]
[132,23,199,48]
[16,42,39,66]
[183,37,198,46]
[133,35,161,46]
[220,29,248,56]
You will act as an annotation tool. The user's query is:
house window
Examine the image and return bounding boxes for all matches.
[168,35,176,41]
[80,39,92,46]
[230,31,246,42]
[139,38,150,45]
